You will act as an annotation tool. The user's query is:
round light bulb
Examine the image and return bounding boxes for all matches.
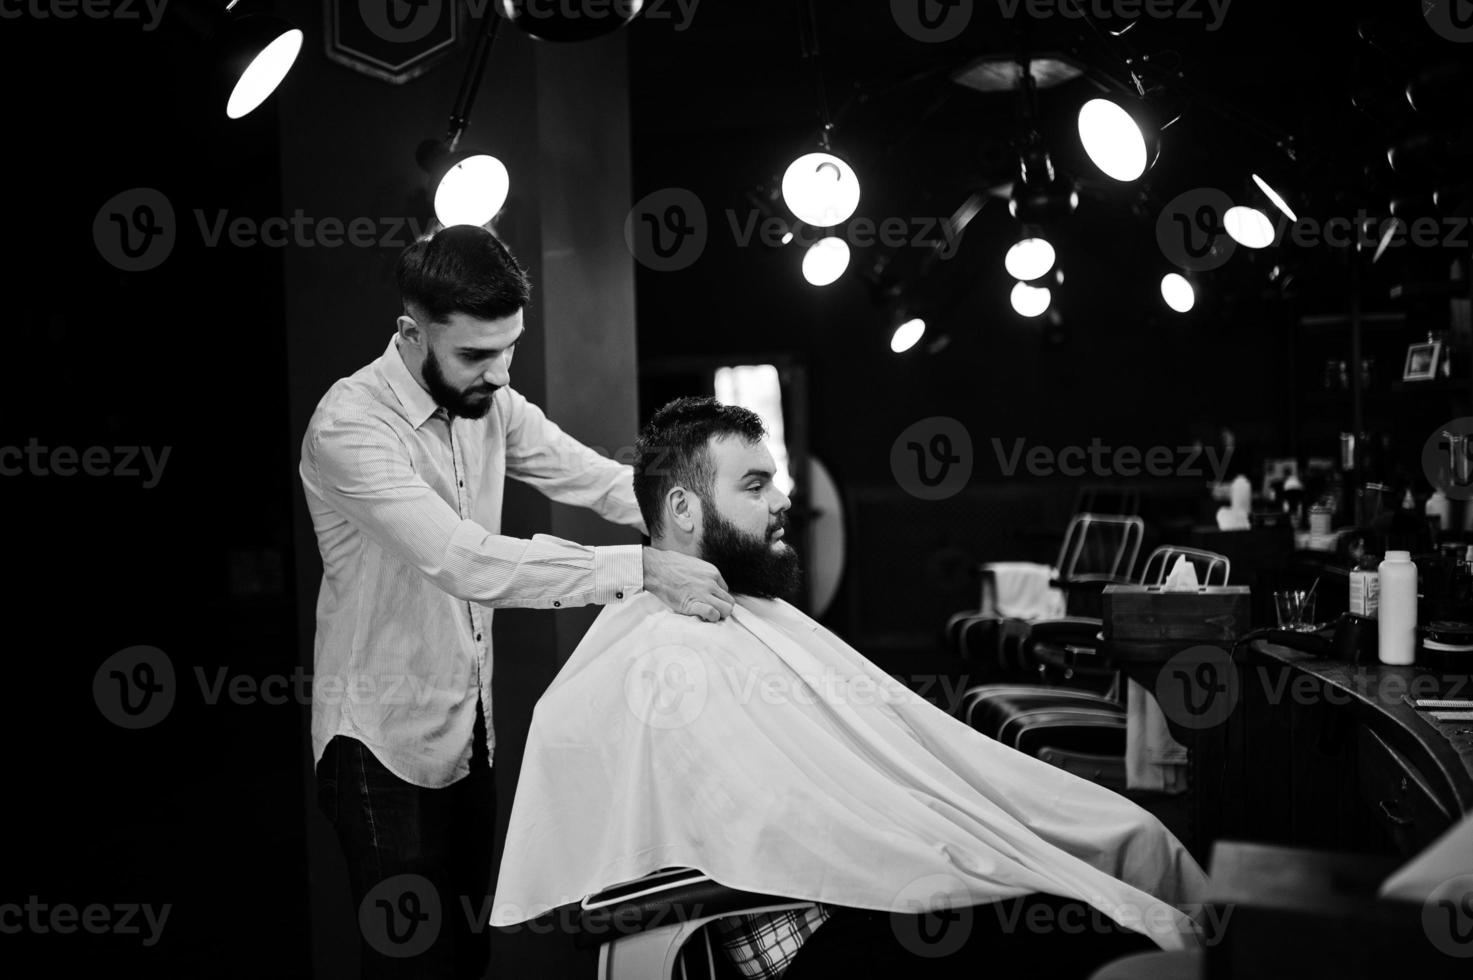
[1010,281,1052,318]
[890,318,926,353]
[434,155,511,228]
[1078,98,1149,181]
[1004,237,1057,281]
[1224,205,1275,249]
[227,28,303,119]
[801,237,851,287]
[782,152,861,227]
[1161,272,1195,312]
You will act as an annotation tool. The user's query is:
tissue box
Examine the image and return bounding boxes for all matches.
[1103,585,1251,644]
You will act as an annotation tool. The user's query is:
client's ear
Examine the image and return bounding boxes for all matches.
[667,486,698,534]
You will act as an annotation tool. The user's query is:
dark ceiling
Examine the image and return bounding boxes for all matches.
[625,0,1471,312]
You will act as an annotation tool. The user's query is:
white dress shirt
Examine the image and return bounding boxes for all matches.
[299,333,646,787]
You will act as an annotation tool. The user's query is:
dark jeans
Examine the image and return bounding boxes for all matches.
[316,703,497,980]
[782,893,1158,980]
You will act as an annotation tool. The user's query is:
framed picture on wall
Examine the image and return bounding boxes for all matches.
[1262,457,1299,498]
[1404,340,1442,382]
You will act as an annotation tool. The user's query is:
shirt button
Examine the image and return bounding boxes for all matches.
[616,592,624,600]
[553,601,561,608]
[459,480,464,487]
[475,634,482,642]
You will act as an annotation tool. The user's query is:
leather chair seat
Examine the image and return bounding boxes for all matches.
[959,685,1126,757]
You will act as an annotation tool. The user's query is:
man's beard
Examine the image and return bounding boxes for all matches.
[423,345,497,420]
[699,505,803,602]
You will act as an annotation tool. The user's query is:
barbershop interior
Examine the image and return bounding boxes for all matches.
[7,0,1473,977]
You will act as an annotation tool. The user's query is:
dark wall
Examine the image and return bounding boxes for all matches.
[2,14,306,977]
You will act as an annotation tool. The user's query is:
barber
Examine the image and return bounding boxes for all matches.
[299,225,732,979]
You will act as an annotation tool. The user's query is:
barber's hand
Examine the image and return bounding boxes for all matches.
[642,548,734,623]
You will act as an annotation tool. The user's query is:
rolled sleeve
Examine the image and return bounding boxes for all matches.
[594,545,644,604]
[308,413,625,610]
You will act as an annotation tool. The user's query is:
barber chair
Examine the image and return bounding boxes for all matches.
[575,868,816,980]
[957,547,1231,792]
[947,513,1145,679]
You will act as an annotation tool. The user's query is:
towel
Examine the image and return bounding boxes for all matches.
[1125,679,1190,793]
[491,593,1210,950]
[981,561,1067,621]
[1125,557,1195,793]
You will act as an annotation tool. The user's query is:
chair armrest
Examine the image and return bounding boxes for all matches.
[1026,617,1105,650]
[1025,617,1116,678]
[575,870,811,947]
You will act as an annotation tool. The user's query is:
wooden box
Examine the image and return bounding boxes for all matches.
[1103,584,1252,644]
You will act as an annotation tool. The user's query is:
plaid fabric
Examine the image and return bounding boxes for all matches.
[708,904,832,980]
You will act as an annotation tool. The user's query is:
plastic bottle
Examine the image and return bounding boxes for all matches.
[1426,489,1450,532]
[1230,474,1252,514]
[1377,551,1418,666]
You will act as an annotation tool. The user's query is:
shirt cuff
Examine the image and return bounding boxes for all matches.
[592,545,644,604]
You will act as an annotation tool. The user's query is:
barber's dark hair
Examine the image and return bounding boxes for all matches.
[635,397,767,539]
[396,225,532,325]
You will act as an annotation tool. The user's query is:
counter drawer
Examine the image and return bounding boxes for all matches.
[1356,726,1452,856]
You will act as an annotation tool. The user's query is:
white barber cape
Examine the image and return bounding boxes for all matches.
[491,593,1209,949]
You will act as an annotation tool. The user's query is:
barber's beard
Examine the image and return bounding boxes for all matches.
[699,506,803,602]
[423,345,497,420]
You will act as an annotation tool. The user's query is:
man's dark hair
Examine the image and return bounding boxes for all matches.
[396,225,532,325]
[634,397,767,539]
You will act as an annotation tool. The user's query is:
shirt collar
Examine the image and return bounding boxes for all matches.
[379,333,446,430]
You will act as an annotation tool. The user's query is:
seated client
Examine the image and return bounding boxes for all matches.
[491,397,1209,978]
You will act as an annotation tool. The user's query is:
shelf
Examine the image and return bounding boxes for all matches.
[1298,312,1407,337]
[1389,280,1471,300]
[1390,377,1471,394]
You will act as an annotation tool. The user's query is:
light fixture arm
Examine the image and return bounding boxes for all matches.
[445,4,504,152]
[1059,0,1147,96]
[797,0,835,150]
